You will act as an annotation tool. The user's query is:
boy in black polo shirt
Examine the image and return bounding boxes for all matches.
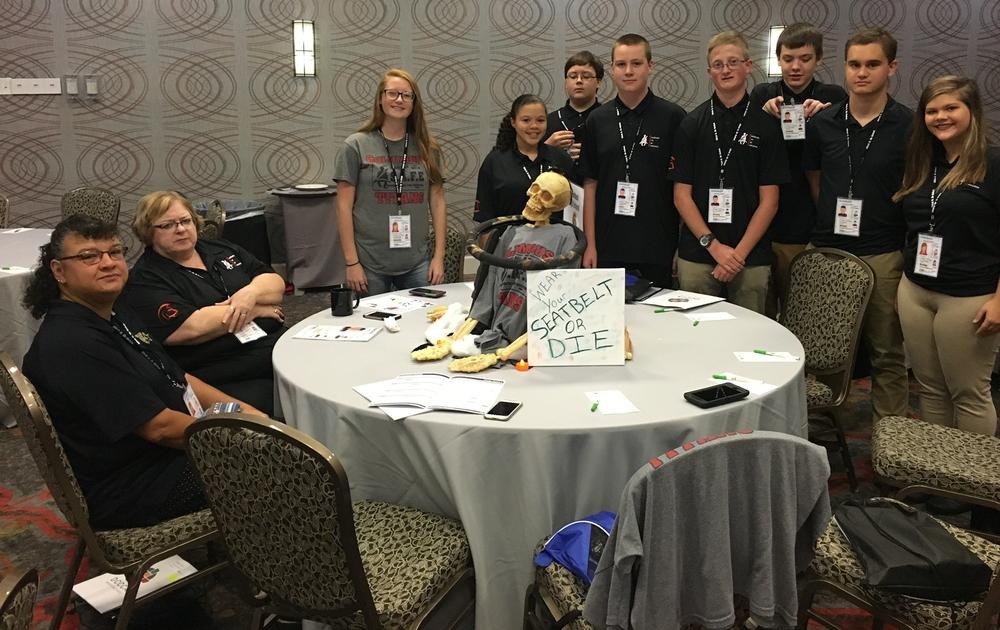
[803,27,912,421]
[750,23,847,318]
[544,51,604,167]
[671,31,789,314]
[579,33,686,287]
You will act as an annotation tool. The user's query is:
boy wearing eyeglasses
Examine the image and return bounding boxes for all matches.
[750,23,847,319]
[544,51,604,163]
[670,31,789,314]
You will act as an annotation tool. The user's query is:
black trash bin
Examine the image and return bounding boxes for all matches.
[193,199,271,265]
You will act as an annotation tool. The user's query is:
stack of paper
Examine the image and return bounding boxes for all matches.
[639,289,725,310]
[72,555,197,613]
[354,373,504,420]
[293,324,380,341]
[359,294,433,314]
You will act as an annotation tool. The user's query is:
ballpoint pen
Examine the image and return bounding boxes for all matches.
[753,349,777,356]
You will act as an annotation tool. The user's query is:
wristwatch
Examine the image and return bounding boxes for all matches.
[698,233,716,248]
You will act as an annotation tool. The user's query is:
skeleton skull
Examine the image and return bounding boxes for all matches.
[522,171,572,224]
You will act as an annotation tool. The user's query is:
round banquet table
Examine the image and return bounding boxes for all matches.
[273,283,807,630]
[0,228,52,425]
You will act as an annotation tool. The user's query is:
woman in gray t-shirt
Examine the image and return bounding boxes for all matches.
[333,68,448,296]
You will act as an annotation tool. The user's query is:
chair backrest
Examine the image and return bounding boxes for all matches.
[60,187,121,224]
[0,194,9,229]
[199,200,226,240]
[781,248,874,374]
[0,568,38,630]
[584,430,832,629]
[0,352,91,532]
[428,225,467,284]
[185,414,379,623]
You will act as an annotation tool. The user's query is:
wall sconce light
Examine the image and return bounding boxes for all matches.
[293,20,316,77]
[767,25,784,77]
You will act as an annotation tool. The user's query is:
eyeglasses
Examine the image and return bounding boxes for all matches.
[566,73,597,81]
[710,58,749,71]
[58,246,129,265]
[383,89,415,102]
[152,217,194,231]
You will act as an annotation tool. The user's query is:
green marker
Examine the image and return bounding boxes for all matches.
[590,401,599,412]
[712,373,728,380]
[692,320,699,326]
[753,349,776,356]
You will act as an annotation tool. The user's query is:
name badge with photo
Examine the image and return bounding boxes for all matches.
[708,188,733,224]
[780,104,805,140]
[183,385,204,417]
[389,214,411,248]
[614,181,638,217]
[914,233,943,278]
[834,197,862,237]
[234,320,267,344]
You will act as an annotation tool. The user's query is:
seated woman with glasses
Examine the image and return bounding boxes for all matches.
[474,94,574,225]
[333,68,448,296]
[122,191,285,414]
[22,215,265,529]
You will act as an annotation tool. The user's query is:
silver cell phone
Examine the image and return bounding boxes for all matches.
[484,400,522,421]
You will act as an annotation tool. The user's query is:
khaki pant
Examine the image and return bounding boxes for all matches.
[854,250,910,421]
[897,276,999,435]
[765,242,807,320]
[676,258,770,314]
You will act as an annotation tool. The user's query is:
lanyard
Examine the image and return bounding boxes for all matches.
[928,166,940,233]
[557,108,584,132]
[844,103,884,198]
[378,129,409,206]
[110,315,186,390]
[522,162,543,182]
[615,106,644,182]
[184,265,231,298]
[709,97,751,188]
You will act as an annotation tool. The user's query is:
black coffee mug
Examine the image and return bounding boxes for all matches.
[330,284,360,316]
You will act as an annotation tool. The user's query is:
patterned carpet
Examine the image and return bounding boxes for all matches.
[0,308,980,630]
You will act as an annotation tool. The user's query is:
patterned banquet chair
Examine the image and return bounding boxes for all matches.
[199,199,226,240]
[871,415,1000,537]
[524,538,593,630]
[0,568,38,630]
[781,247,874,491]
[0,193,9,229]
[0,352,226,630]
[184,413,476,629]
[799,497,1000,629]
[60,186,121,224]
[427,225,467,283]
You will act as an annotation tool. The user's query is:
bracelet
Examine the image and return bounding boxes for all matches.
[346,260,361,267]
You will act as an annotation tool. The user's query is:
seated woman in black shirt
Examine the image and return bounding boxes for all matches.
[22,215,264,529]
[474,94,575,224]
[123,191,285,414]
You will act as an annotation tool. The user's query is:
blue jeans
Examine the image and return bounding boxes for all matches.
[364,259,430,296]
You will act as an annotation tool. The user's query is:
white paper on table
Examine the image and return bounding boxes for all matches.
[734,351,800,363]
[464,282,475,290]
[1,228,34,234]
[358,294,433,314]
[353,380,429,420]
[0,265,31,274]
[639,289,726,310]
[356,373,504,414]
[683,311,736,322]
[293,324,380,342]
[72,555,197,614]
[585,390,639,414]
[706,372,778,396]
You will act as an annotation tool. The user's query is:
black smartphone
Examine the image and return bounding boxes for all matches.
[484,400,522,421]
[683,383,750,409]
[363,311,400,320]
[409,288,447,298]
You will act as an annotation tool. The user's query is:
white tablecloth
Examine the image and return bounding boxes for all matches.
[274,283,806,629]
[0,228,52,425]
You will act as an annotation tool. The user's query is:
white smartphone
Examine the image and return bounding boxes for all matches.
[484,400,522,421]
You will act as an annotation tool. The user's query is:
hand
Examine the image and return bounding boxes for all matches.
[803,98,832,119]
[973,296,1000,337]
[346,263,367,294]
[582,245,597,269]
[219,286,260,333]
[712,264,737,283]
[568,142,582,161]
[707,242,744,276]
[546,130,575,150]
[763,95,783,117]
[253,303,284,323]
[428,256,445,285]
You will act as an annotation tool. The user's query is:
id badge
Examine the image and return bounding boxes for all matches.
[183,385,204,417]
[780,104,806,140]
[566,182,585,229]
[234,320,267,344]
[914,233,943,277]
[389,214,411,248]
[614,181,638,216]
[708,188,733,223]
[834,197,862,237]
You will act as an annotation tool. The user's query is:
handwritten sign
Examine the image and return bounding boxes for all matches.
[526,268,625,366]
